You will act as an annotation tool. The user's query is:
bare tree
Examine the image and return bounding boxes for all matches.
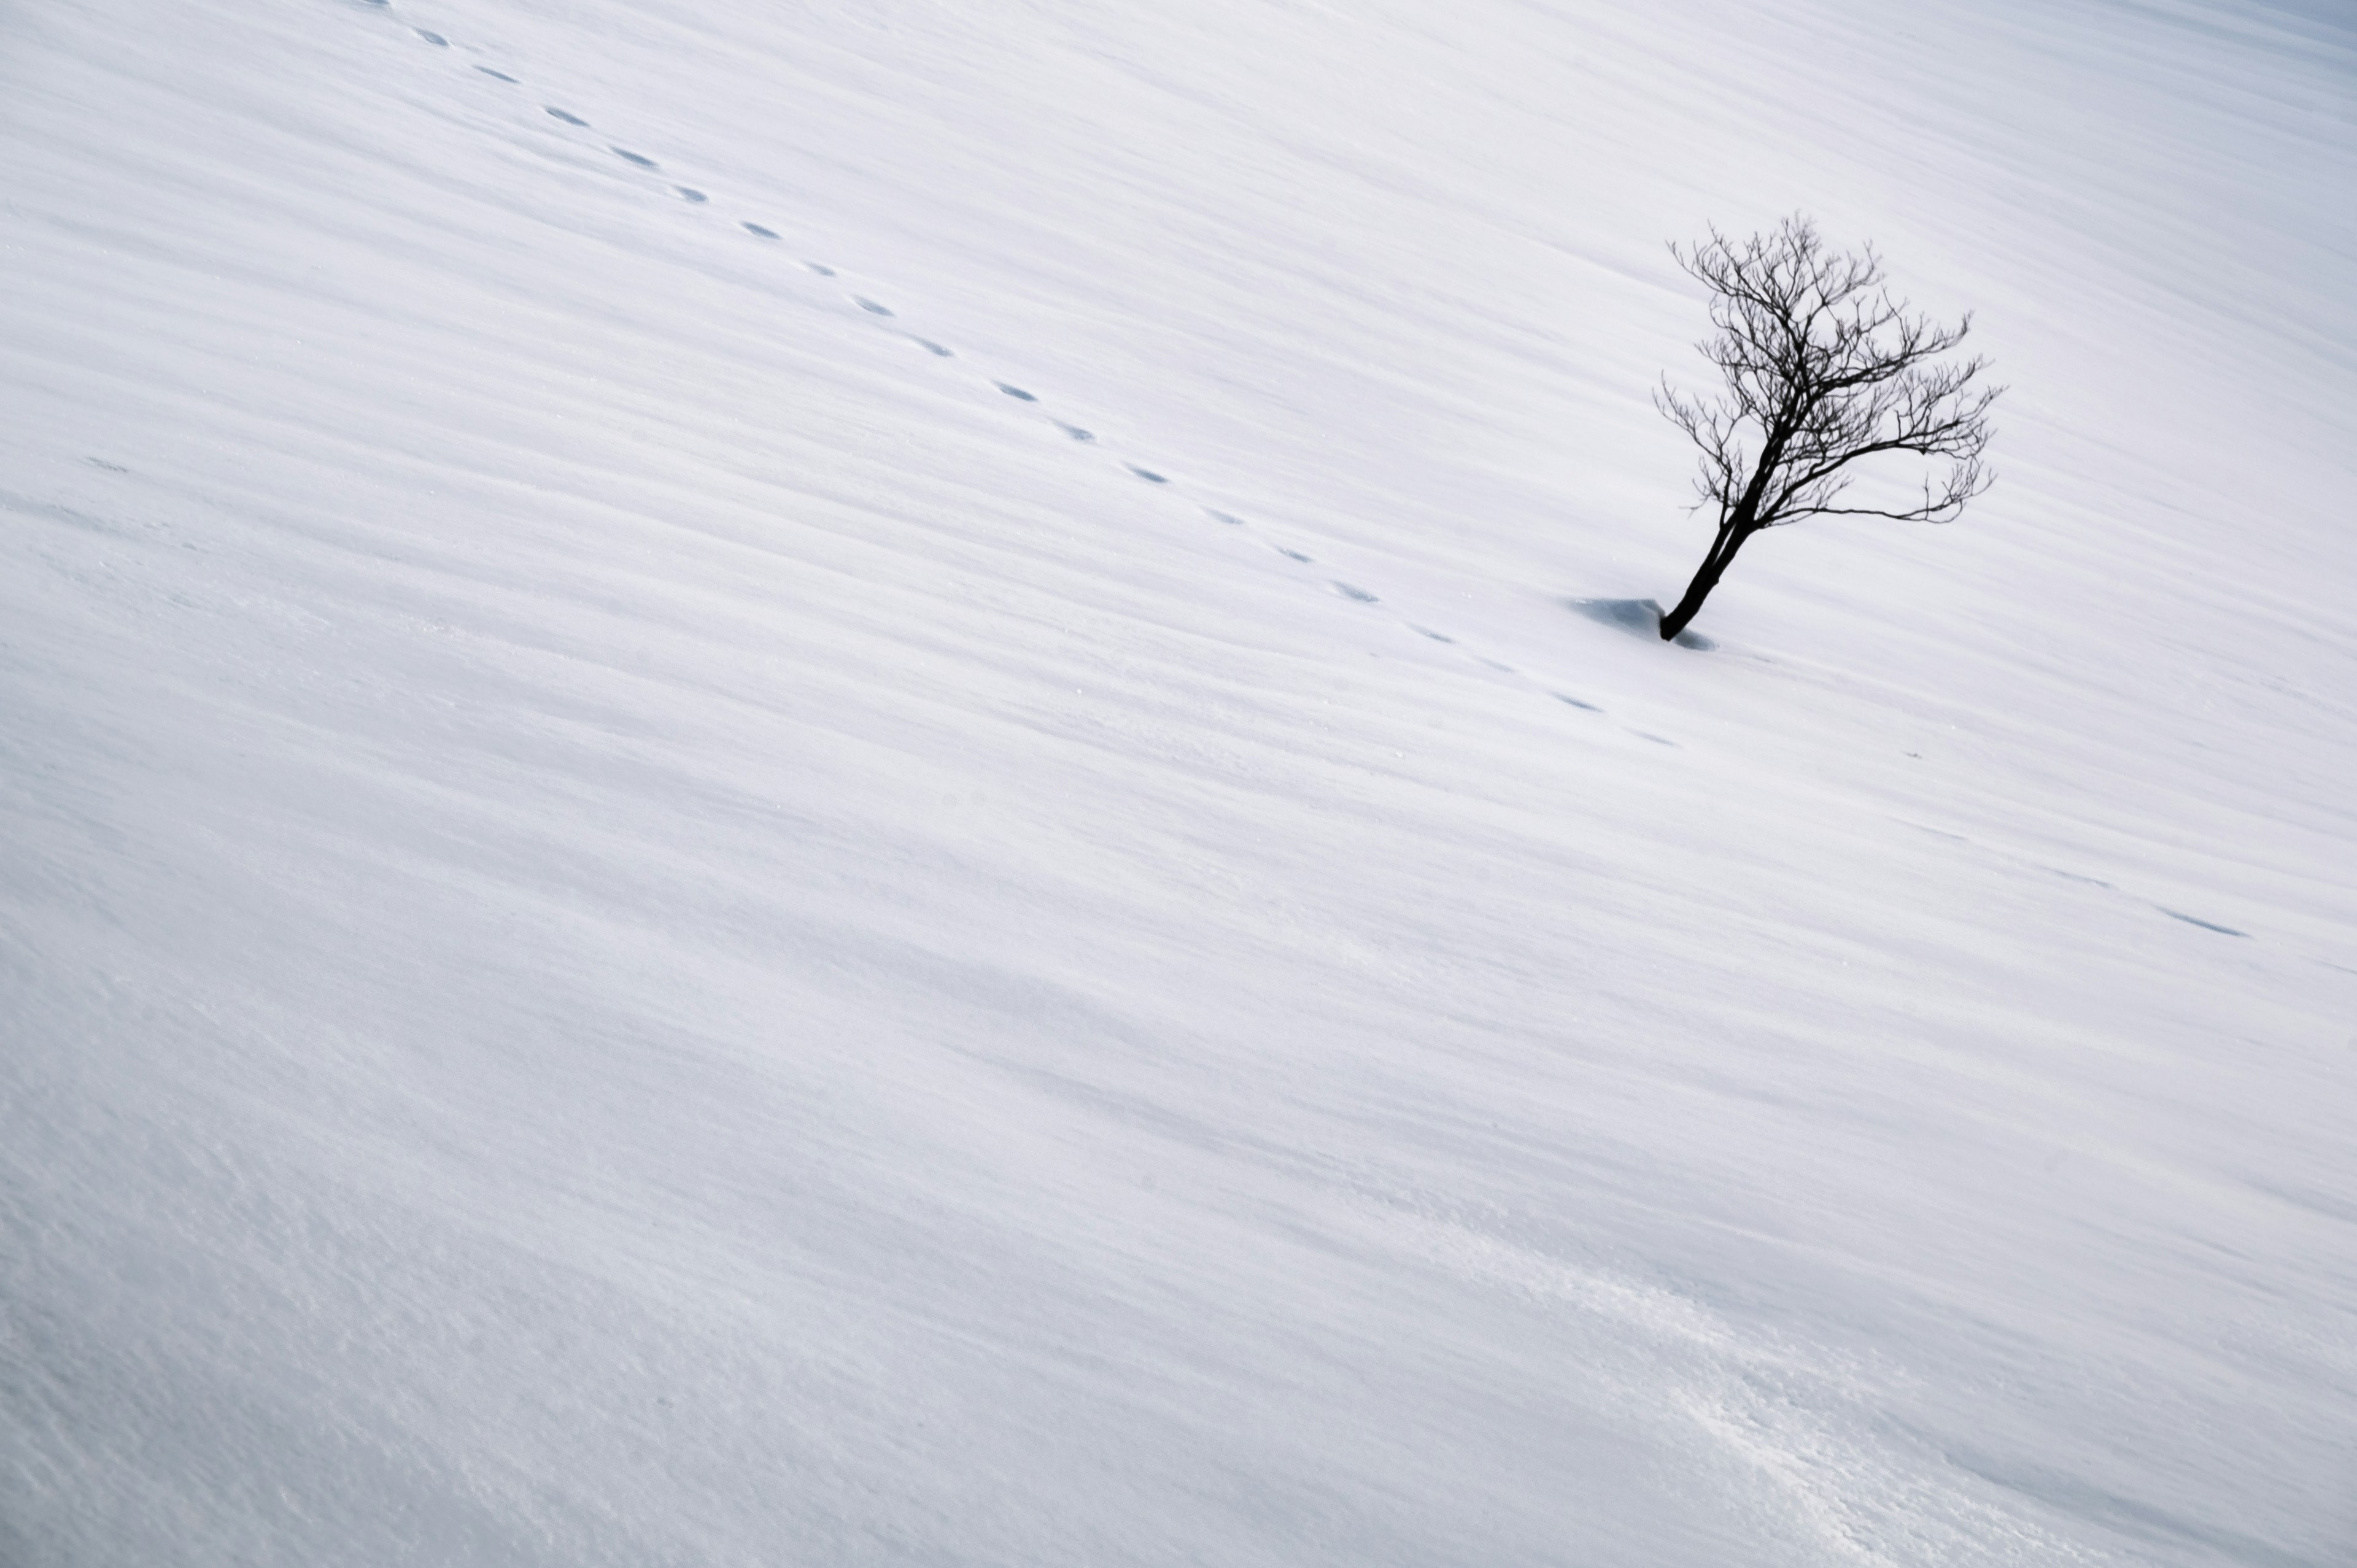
[1652,216,2001,640]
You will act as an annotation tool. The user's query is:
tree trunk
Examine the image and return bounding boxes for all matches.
[1659,521,1753,640]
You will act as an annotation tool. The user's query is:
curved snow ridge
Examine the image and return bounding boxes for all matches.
[1379,1201,2120,1567]
[350,0,1651,744]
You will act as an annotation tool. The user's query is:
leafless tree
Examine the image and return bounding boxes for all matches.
[1652,216,2001,640]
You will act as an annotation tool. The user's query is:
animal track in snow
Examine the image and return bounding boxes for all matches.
[397,11,1636,756]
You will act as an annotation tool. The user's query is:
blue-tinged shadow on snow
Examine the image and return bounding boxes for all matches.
[1568,597,1715,651]
[2160,908,2248,938]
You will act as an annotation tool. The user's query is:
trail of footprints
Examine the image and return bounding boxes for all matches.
[363,1,1643,740]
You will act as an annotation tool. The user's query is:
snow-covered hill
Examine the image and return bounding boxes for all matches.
[4,1,2352,1562]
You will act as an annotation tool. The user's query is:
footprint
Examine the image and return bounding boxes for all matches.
[915,339,954,358]
[854,297,894,316]
[1058,423,1093,441]
[613,148,659,169]
[85,457,129,474]
[478,67,519,83]
[805,261,835,277]
[1552,693,1602,713]
[741,222,780,239]
[416,29,448,46]
[1633,732,1678,747]
[1128,465,1167,484]
[994,382,1037,401]
[1206,509,1246,526]
[1479,657,1515,673]
[676,187,707,203]
[1334,583,1378,603]
[1275,546,1312,563]
[545,107,589,126]
[1413,626,1455,644]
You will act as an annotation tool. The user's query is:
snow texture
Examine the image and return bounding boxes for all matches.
[3,0,2353,1564]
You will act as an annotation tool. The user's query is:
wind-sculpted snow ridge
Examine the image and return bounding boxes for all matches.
[2,0,2352,1565]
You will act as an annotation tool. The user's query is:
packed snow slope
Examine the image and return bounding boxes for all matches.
[4,0,2354,1562]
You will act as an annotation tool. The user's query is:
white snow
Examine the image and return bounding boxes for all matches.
[3,0,2353,1562]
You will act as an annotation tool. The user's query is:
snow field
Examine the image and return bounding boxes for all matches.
[2,0,2353,1563]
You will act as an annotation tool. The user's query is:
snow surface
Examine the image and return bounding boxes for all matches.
[4,0,2354,1562]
